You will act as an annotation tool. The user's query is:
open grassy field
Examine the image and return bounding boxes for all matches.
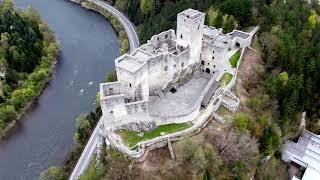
[117,122,193,148]
[219,72,233,87]
[229,50,241,68]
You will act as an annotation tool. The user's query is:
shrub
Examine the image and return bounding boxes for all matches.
[0,105,16,123]
[260,126,281,156]
[10,87,36,109]
[175,138,208,172]
[246,94,270,113]
[233,112,250,132]
[219,72,233,87]
[120,39,129,54]
[79,158,106,180]
[105,70,117,82]
[39,166,66,180]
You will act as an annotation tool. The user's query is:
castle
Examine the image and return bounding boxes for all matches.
[99,9,256,154]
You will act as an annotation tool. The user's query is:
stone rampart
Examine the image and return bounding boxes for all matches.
[125,100,148,114]
[106,83,222,158]
[149,72,219,125]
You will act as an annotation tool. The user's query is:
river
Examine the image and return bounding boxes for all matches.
[0,0,119,179]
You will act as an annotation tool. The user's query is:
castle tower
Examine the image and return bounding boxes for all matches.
[176,9,205,65]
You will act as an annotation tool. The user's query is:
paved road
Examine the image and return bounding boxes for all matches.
[69,120,101,180]
[89,0,139,52]
[69,0,139,179]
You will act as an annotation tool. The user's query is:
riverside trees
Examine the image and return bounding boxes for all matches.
[0,0,59,136]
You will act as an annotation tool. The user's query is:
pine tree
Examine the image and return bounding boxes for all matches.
[223,15,236,33]
[214,11,224,28]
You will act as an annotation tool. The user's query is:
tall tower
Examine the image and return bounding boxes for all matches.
[176,9,205,65]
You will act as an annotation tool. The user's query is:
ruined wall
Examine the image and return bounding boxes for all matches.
[147,48,193,96]
[125,100,148,115]
[230,35,252,49]
[149,30,176,50]
[100,82,127,96]
[201,41,227,74]
[151,73,219,125]
[116,64,135,88]
[176,10,205,64]
[100,94,126,117]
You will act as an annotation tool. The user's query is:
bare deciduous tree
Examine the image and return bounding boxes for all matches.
[212,129,259,169]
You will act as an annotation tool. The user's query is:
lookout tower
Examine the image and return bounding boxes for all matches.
[176,9,205,65]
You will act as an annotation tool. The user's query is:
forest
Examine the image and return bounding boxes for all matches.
[41,0,320,179]
[108,0,320,178]
[0,0,59,136]
[108,0,320,134]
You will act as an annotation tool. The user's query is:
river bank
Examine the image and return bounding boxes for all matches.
[0,0,120,178]
[70,0,129,54]
[38,0,133,178]
[0,4,59,139]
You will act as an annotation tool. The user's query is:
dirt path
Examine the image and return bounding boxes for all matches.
[236,48,263,109]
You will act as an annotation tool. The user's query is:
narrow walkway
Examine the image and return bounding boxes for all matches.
[69,0,138,179]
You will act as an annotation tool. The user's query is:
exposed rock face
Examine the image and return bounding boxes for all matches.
[121,121,156,132]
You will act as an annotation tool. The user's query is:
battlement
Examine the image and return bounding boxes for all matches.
[178,8,204,20]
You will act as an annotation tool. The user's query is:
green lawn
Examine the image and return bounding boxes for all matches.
[219,72,233,87]
[117,122,193,148]
[229,50,241,68]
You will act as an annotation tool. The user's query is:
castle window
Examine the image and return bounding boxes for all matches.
[212,56,215,60]
[180,34,183,39]
[212,50,215,54]
[198,25,200,29]
[213,65,216,68]
[236,42,240,47]
[208,62,210,65]
[157,37,160,41]
[165,34,168,39]
[174,64,176,68]
[129,83,132,87]
[201,61,204,65]
[110,111,113,114]
[164,66,168,71]
[181,62,184,67]
[170,87,177,93]
[205,68,210,73]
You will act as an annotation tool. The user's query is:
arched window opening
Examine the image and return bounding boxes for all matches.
[170,87,177,93]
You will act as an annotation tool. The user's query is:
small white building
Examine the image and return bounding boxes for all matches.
[282,130,320,180]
